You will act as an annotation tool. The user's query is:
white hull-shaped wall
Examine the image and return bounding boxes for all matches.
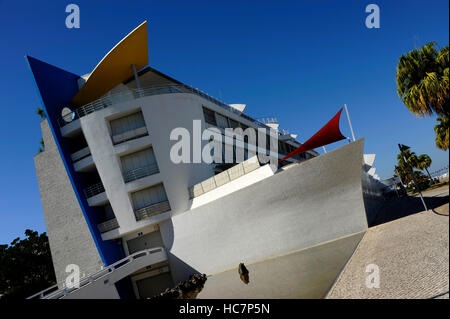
[161,139,369,286]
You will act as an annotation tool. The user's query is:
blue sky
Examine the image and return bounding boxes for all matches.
[0,0,448,244]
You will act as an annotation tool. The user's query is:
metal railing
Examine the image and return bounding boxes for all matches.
[111,126,148,145]
[134,200,171,221]
[84,182,105,198]
[188,156,261,198]
[123,163,159,183]
[97,218,119,233]
[57,84,275,132]
[71,146,91,163]
[257,117,278,124]
[27,247,167,299]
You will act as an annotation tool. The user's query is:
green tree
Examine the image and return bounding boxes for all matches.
[0,230,56,299]
[36,107,46,120]
[434,116,449,150]
[412,170,430,191]
[395,149,419,186]
[397,149,418,168]
[417,154,433,182]
[396,42,449,117]
[38,138,45,153]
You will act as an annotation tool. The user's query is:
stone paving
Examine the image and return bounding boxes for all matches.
[327,186,449,299]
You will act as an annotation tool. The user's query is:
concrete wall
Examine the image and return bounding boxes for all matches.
[197,231,365,298]
[34,120,104,285]
[161,139,369,283]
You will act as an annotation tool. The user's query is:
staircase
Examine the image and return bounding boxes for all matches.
[27,247,168,299]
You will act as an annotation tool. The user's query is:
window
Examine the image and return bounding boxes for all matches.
[215,113,229,129]
[131,184,168,211]
[110,111,146,136]
[229,119,240,129]
[121,147,159,183]
[203,107,216,125]
[110,111,148,144]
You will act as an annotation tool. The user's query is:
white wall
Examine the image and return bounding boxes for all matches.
[79,93,216,241]
[161,139,369,283]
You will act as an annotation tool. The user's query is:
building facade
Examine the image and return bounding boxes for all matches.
[29,22,325,298]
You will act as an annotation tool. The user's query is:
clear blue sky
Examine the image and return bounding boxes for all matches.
[0,0,448,245]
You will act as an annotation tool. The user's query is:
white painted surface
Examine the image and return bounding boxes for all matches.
[190,164,275,209]
[162,140,368,283]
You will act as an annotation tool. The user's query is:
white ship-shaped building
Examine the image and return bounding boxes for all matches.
[26,22,384,299]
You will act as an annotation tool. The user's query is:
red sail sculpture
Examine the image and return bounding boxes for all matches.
[279,108,347,162]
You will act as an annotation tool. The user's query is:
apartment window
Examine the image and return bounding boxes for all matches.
[278,141,286,155]
[131,184,170,221]
[203,107,216,126]
[215,113,229,129]
[229,119,240,129]
[132,184,168,210]
[286,143,295,153]
[121,147,159,183]
[110,111,148,144]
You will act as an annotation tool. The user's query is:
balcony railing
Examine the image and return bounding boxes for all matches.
[57,84,274,132]
[84,182,105,198]
[98,218,119,233]
[112,126,148,145]
[188,156,261,198]
[123,163,159,183]
[134,200,171,221]
[71,146,91,163]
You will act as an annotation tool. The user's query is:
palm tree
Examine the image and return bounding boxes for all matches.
[434,116,449,150]
[417,154,433,183]
[396,42,449,117]
[397,149,418,168]
[396,149,419,186]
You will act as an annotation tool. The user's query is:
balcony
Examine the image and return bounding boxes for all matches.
[98,218,119,233]
[123,163,159,183]
[56,85,275,134]
[112,126,148,145]
[134,200,171,221]
[71,146,91,162]
[84,182,105,198]
[84,182,108,206]
[71,146,94,172]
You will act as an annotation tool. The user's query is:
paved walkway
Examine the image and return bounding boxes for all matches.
[327,186,449,299]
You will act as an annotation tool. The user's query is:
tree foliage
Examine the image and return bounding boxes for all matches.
[434,116,449,151]
[36,107,46,120]
[0,230,56,299]
[395,149,434,188]
[396,42,449,117]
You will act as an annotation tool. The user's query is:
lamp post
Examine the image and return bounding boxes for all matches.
[398,144,428,211]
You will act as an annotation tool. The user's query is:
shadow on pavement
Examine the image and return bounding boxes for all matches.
[370,193,449,227]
